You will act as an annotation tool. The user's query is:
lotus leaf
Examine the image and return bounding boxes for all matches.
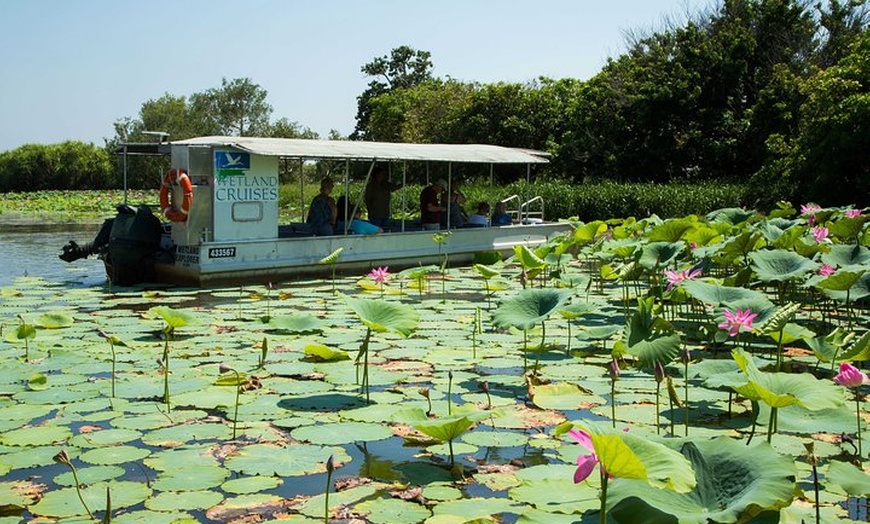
[621,297,681,367]
[147,305,197,331]
[302,342,350,361]
[290,421,393,445]
[318,247,343,265]
[268,314,321,333]
[145,489,224,511]
[509,477,599,514]
[224,442,349,477]
[731,348,844,411]
[821,244,870,267]
[680,280,767,306]
[30,480,151,518]
[706,208,756,226]
[152,465,230,492]
[35,311,74,328]
[749,249,816,282]
[492,288,573,331]
[222,475,282,494]
[608,437,796,524]
[820,272,870,301]
[430,497,523,521]
[531,382,602,411]
[355,497,432,524]
[342,294,419,336]
[0,425,72,446]
[825,460,870,496]
[53,465,125,488]
[639,241,685,270]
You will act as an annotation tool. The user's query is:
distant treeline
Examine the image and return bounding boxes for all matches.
[1,0,867,211]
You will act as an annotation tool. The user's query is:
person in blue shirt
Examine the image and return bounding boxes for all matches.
[491,201,512,226]
[336,196,383,235]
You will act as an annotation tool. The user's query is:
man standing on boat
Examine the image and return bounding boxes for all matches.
[364,165,401,229]
[420,178,447,230]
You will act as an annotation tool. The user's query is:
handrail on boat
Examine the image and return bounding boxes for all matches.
[499,194,545,224]
[520,195,545,223]
[500,194,521,222]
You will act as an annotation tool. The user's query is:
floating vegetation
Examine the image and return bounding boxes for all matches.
[0,204,868,523]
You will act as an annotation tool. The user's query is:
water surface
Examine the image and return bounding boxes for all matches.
[0,228,107,287]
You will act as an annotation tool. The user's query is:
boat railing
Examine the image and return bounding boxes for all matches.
[520,196,545,224]
[500,194,522,222]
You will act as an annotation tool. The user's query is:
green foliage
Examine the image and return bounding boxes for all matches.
[0,142,114,192]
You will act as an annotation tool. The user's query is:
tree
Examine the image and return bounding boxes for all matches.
[352,46,434,140]
[189,77,273,136]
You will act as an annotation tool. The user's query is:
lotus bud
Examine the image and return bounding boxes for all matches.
[418,387,430,399]
[654,361,665,383]
[681,348,691,365]
[326,454,335,474]
[609,358,620,380]
[479,380,490,393]
[52,449,71,467]
[219,363,233,374]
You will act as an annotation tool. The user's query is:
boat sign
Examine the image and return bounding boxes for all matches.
[215,151,250,170]
[208,247,237,258]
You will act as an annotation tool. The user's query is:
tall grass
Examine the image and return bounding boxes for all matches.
[1,180,748,225]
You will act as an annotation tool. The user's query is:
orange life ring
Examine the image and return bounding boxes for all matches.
[158,168,193,222]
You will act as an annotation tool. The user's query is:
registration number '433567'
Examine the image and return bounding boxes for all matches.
[208,247,236,258]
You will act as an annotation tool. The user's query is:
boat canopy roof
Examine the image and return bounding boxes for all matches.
[172,136,549,164]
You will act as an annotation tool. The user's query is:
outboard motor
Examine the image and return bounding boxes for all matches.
[59,204,163,285]
[105,204,163,285]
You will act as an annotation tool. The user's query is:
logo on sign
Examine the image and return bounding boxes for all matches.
[216,151,250,170]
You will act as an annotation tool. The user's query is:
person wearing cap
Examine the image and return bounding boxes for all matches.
[420,178,447,230]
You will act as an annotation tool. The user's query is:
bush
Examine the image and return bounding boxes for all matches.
[0,142,114,192]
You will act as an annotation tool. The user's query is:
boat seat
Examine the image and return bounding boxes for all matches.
[279,223,315,238]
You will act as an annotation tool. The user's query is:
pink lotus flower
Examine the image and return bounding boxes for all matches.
[368,266,390,285]
[845,209,862,218]
[819,264,837,276]
[812,227,829,243]
[834,362,869,388]
[567,428,599,483]
[718,308,758,337]
[663,267,702,291]
[801,203,821,225]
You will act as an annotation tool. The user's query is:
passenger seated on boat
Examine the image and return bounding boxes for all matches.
[467,201,491,227]
[420,179,447,230]
[492,201,512,226]
[307,177,337,236]
[364,165,401,229]
[441,187,467,229]
[336,196,383,235]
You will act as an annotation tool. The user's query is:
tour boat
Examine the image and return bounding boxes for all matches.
[61,136,574,286]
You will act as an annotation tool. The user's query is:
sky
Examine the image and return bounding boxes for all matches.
[0,0,714,152]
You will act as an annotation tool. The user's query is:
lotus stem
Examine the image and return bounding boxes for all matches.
[103,485,111,524]
[110,340,116,398]
[610,378,616,428]
[856,393,863,462]
[599,465,609,524]
[767,406,777,444]
[260,336,268,369]
[53,450,94,520]
[324,455,334,524]
[448,370,454,416]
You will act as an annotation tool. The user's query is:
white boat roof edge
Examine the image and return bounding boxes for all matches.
[172,136,549,164]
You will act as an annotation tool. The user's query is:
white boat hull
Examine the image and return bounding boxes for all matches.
[155,223,572,286]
